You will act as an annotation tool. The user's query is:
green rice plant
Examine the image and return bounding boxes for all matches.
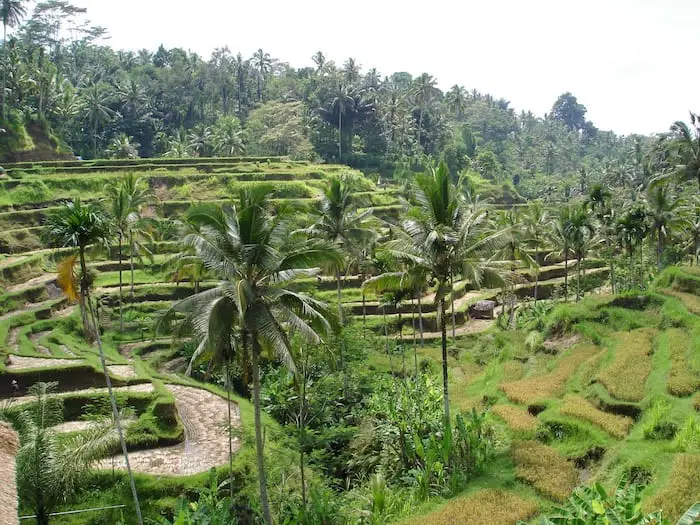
[642,399,676,440]
[673,415,700,452]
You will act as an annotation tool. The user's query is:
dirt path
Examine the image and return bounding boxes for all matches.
[97,384,240,476]
[5,355,84,370]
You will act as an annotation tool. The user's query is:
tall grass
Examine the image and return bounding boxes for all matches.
[597,328,657,402]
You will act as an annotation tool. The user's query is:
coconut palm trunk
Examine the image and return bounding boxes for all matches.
[82,257,143,525]
[417,290,424,348]
[251,335,272,525]
[338,108,343,161]
[362,291,367,336]
[576,254,582,301]
[563,252,569,302]
[2,24,7,122]
[78,248,98,342]
[129,230,135,298]
[657,228,663,270]
[450,272,456,342]
[440,297,450,425]
[118,232,124,332]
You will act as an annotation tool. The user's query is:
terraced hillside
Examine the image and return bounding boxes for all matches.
[401,267,700,524]
[0,157,697,524]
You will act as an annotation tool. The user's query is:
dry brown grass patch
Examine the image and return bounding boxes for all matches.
[666,329,700,397]
[501,345,601,404]
[511,440,579,501]
[559,395,633,438]
[645,454,700,521]
[492,404,538,432]
[597,328,657,402]
[662,289,700,315]
[399,489,539,525]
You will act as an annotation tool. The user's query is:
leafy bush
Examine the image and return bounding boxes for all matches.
[527,474,665,525]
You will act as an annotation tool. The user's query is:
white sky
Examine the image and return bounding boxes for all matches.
[67,0,699,136]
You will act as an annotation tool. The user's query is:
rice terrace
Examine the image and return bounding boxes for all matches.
[0,2,699,524]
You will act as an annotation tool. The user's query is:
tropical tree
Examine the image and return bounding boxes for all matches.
[367,162,504,427]
[82,82,114,158]
[445,85,468,118]
[212,116,245,156]
[412,73,437,150]
[1,0,26,120]
[106,174,152,331]
[524,201,550,302]
[669,112,700,191]
[43,199,143,524]
[550,207,574,302]
[5,382,119,525]
[311,50,326,74]
[158,277,239,502]
[325,81,353,161]
[106,133,140,159]
[44,199,109,342]
[300,174,374,374]
[587,184,618,292]
[172,189,339,524]
[566,203,596,301]
[251,48,271,102]
[616,206,649,289]
[646,181,684,269]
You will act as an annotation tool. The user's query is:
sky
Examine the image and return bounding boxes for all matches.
[68,0,699,136]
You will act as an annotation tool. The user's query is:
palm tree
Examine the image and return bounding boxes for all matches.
[368,162,504,427]
[82,82,114,159]
[158,283,239,502]
[5,382,119,525]
[646,181,684,270]
[670,112,700,191]
[566,204,596,301]
[300,175,374,374]
[587,185,618,292]
[524,201,550,302]
[212,117,245,156]
[174,189,339,524]
[233,52,248,120]
[343,57,361,84]
[445,85,468,118]
[251,48,271,102]
[44,199,143,524]
[616,206,648,289]
[44,199,109,342]
[326,82,353,161]
[311,51,326,74]
[107,134,140,159]
[411,73,437,150]
[107,174,152,331]
[550,207,574,302]
[1,0,26,121]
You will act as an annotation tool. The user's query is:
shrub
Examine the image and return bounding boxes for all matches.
[530,474,665,525]
[642,400,677,440]
[511,440,579,501]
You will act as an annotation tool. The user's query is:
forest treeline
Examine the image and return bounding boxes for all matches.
[2,0,698,201]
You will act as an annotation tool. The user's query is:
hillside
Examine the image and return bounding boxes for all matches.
[0,156,697,524]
